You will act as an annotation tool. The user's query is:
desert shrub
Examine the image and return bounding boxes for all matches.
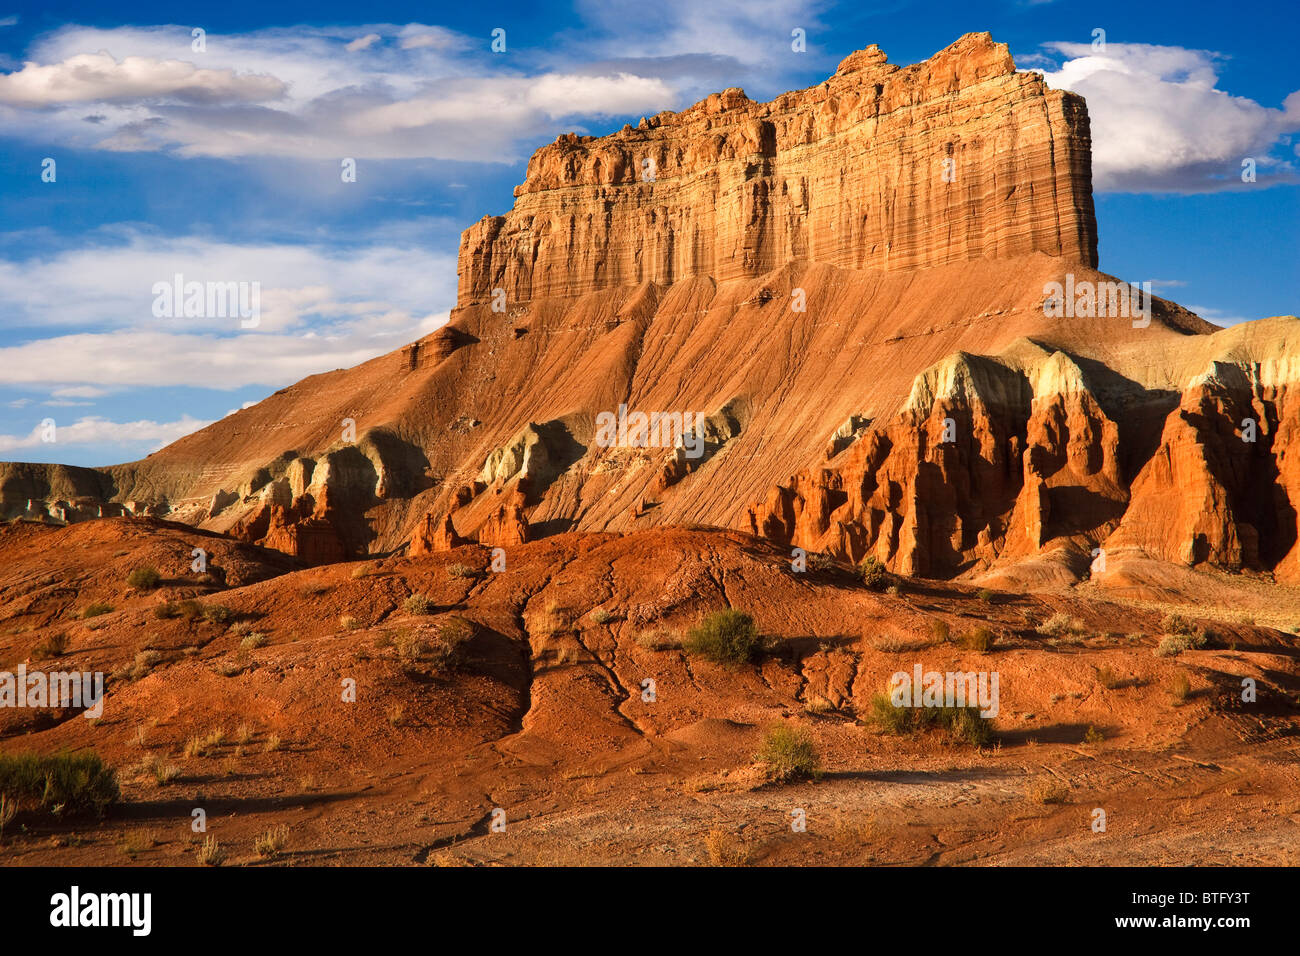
[931,619,951,644]
[1161,612,1196,636]
[1083,725,1105,744]
[868,693,993,746]
[239,632,268,650]
[202,605,233,625]
[636,628,682,651]
[977,588,995,604]
[176,599,204,619]
[404,593,434,615]
[395,629,427,660]
[1029,778,1068,805]
[196,835,224,866]
[33,631,69,659]
[858,556,889,591]
[1037,612,1084,637]
[339,615,360,630]
[704,829,752,867]
[153,602,181,619]
[960,627,996,651]
[428,617,474,669]
[255,824,289,859]
[886,584,901,596]
[0,751,118,818]
[145,756,181,786]
[81,602,113,619]
[1154,631,1208,657]
[447,563,477,578]
[683,610,760,665]
[126,567,161,590]
[591,608,616,625]
[350,563,375,579]
[756,724,820,782]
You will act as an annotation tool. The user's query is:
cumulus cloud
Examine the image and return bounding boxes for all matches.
[0,414,211,454]
[0,23,676,162]
[1037,42,1300,192]
[0,232,455,333]
[0,327,446,390]
[0,52,286,106]
[0,232,454,390]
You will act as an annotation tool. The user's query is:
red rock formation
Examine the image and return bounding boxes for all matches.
[459,33,1097,304]
[478,493,530,548]
[409,511,465,555]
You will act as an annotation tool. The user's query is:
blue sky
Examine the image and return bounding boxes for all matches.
[1,0,1297,466]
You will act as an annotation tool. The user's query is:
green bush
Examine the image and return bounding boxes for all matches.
[1154,631,1208,657]
[126,567,161,590]
[756,724,820,782]
[403,594,434,615]
[858,556,889,591]
[868,693,993,746]
[201,604,233,625]
[153,602,181,620]
[0,751,119,818]
[81,602,113,619]
[683,610,760,666]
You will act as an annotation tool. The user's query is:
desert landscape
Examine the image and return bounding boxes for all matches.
[1,29,1298,870]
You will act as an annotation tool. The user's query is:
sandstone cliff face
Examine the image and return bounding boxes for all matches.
[459,33,1097,305]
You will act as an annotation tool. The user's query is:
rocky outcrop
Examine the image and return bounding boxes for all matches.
[459,32,1097,305]
[745,341,1300,587]
[478,493,530,549]
[409,511,465,555]
[1102,359,1299,577]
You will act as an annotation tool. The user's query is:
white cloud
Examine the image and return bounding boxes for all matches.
[0,52,286,106]
[0,414,211,454]
[346,33,381,52]
[0,232,456,333]
[1038,42,1300,191]
[0,232,455,390]
[0,324,446,390]
[0,23,677,162]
